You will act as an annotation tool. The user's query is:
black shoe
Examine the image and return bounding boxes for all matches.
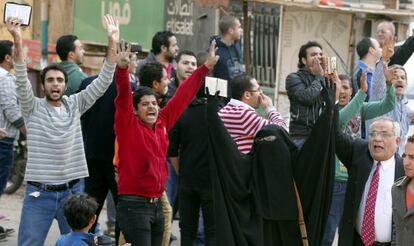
[97,234,115,246]
[0,226,14,236]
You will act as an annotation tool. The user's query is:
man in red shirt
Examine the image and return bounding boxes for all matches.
[392,135,414,245]
[114,42,217,245]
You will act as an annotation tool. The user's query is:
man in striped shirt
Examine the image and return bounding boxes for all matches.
[6,15,123,246]
[218,74,287,154]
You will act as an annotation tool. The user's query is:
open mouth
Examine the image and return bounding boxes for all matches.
[374,145,384,151]
[146,112,156,119]
[51,89,61,96]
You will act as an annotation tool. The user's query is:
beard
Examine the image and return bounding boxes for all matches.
[165,51,175,63]
[45,92,63,103]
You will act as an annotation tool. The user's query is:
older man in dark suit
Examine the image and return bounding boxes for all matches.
[391,135,414,245]
[336,116,405,246]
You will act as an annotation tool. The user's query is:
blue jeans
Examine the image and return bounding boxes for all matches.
[117,195,164,245]
[0,139,14,195]
[321,180,347,246]
[18,181,82,246]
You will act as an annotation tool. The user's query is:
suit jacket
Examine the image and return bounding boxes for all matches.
[391,176,414,246]
[335,128,405,246]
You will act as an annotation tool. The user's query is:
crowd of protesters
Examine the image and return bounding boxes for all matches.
[0,10,414,246]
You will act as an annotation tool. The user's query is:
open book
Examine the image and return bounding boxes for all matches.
[205,77,228,98]
[4,2,32,26]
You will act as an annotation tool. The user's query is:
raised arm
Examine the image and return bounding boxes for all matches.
[389,36,414,66]
[339,72,368,126]
[361,62,398,120]
[238,94,288,137]
[75,15,119,114]
[6,17,36,117]
[160,41,218,131]
[286,56,325,106]
[114,44,135,128]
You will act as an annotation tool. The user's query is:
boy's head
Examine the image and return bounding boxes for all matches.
[389,65,407,97]
[63,193,98,231]
[133,86,159,128]
[338,74,352,106]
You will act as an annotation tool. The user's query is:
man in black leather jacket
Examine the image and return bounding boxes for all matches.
[286,41,326,148]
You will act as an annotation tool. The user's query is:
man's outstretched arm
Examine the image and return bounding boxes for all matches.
[7,17,36,118]
[76,15,120,114]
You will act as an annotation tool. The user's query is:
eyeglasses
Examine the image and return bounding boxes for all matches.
[368,131,394,138]
[248,89,262,94]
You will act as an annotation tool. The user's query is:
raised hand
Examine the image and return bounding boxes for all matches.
[103,14,119,43]
[6,17,22,38]
[204,40,219,70]
[116,41,132,69]
[309,57,324,77]
[382,35,395,63]
[331,71,342,102]
[383,62,398,86]
[6,17,24,62]
[259,93,273,109]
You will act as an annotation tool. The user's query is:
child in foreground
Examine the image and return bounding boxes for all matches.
[55,193,130,246]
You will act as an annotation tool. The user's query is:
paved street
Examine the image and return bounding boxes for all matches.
[0,186,180,245]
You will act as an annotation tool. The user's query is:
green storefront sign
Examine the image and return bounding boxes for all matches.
[73,0,164,49]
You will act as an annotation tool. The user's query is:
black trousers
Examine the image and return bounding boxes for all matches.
[178,185,215,246]
[84,159,118,233]
[117,195,164,246]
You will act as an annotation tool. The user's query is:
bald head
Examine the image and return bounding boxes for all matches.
[376,20,396,47]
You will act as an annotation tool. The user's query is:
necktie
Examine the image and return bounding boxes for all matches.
[361,161,381,246]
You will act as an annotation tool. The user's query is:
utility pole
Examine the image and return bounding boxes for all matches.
[41,0,48,69]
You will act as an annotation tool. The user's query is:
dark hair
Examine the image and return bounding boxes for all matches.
[0,40,13,63]
[40,64,68,85]
[63,193,98,230]
[356,38,373,60]
[297,41,322,69]
[56,35,78,61]
[338,74,351,82]
[407,135,414,144]
[219,16,238,35]
[231,74,254,100]
[152,31,175,55]
[175,50,196,63]
[138,62,164,88]
[133,86,156,109]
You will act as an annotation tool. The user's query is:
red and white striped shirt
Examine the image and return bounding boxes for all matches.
[218,99,288,154]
